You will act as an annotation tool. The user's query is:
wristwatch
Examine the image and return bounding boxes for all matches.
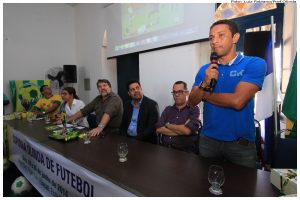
[199,81,211,92]
[98,124,105,129]
[198,81,207,90]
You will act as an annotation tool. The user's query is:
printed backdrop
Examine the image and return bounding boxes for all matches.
[9,80,51,112]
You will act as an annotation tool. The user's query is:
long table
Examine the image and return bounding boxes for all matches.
[5,119,280,197]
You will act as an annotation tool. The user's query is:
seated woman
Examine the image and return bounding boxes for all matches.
[60,87,89,127]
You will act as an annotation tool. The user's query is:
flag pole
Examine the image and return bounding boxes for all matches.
[271,16,278,136]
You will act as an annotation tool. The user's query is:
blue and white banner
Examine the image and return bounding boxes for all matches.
[8,128,136,197]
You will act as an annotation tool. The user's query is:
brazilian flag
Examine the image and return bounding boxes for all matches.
[282,53,297,137]
[9,80,51,112]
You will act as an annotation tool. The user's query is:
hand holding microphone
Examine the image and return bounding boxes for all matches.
[206,52,219,93]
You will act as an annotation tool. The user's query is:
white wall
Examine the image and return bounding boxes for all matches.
[3,3,76,113]
[3,3,208,115]
[282,3,297,93]
[3,3,118,113]
[74,4,117,105]
[139,41,210,114]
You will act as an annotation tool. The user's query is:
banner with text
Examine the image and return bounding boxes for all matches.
[8,128,135,197]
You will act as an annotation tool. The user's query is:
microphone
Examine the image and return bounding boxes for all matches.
[209,52,219,93]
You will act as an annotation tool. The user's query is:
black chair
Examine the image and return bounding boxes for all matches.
[195,121,203,155]
[272,129,297,169]
[254,120,264,169]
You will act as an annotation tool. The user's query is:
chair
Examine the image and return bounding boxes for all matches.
[195,121,203,155]
[271,129,297,169]
[254,120,264,169]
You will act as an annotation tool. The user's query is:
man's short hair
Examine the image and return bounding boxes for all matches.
[173,81,187,90]
[40,85,48,93]
[126,80,141,91]
[96,79,111,87]
[210,19,239,37]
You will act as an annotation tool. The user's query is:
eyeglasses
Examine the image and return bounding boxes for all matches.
[171,90,185,95]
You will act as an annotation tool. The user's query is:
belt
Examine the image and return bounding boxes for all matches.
[236,137,253,146]
[201,134,254,147]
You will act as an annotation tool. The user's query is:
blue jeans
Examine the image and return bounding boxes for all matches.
[199,134,257,168]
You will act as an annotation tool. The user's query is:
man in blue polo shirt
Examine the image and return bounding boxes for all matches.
[188,19,266,168]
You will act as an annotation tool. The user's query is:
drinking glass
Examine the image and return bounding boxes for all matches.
[55,114,62,124]
[72,120,78,127]
[26,112,33,118]
[83,132,91,144]
[15,112,22,120]
[27,116,33,123]
[208,165,225,195]
[117,143,128,162]
[32,114,37,120]
[21,112,27,119]
[45,114,51,124]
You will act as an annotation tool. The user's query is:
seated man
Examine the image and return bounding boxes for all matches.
[156,81,201,153]
[32,85,62,119]
[121,80,159,144]
[68,79,123,137]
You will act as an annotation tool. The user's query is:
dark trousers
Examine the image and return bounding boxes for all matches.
[160,135,198,154]
[199,134,257,168]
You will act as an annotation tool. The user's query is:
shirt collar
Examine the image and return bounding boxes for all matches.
[172,103,189,110]
[71,99,77,106]
[100,92,112,100]
[44,94,54,99]
[219,52,244,66]
[131,96,143,108]
[231,52,244,65]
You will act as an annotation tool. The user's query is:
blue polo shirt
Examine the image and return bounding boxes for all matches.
[193,52,266,142]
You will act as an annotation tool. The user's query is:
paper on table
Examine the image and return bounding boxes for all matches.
[75,126,85,130]
[34,117,44,120]
[57,123,73,128]
[45,125,60,131]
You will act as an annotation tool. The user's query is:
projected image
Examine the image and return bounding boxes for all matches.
[107,3,215,57]
[122,4,184,40]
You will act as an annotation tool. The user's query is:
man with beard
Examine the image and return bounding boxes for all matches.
[121,80,159,144]
[156,81,201,153]
[68,79,123,137]
[188,19,266,168]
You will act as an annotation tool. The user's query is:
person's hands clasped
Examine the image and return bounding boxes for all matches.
[204,64,219,86]
[89,127,104,137]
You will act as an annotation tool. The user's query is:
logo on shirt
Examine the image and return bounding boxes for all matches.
[230,70,244,77]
